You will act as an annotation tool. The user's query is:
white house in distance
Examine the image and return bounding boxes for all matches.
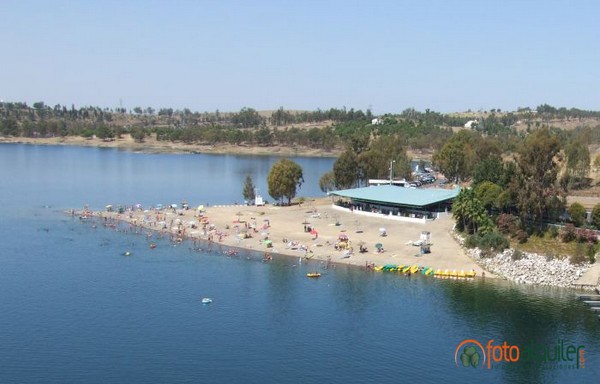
[464,119,479,129]
[371,118,383,125]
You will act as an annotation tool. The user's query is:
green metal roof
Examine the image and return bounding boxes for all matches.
[330,185,460,208]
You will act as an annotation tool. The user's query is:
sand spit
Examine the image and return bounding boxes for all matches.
[77,198,488,278]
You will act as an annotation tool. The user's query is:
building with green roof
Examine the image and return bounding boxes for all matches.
[329,185,460,222]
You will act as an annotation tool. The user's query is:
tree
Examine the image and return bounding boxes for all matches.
[568,202,586,227]
[452,188,493,234]
[319,171,336,193]
[356,136,411,182]
[130,126,146,142]
[475,181,503,212]
[96,125,114,140]
[242,175,256,202]
[232,107,263,128]
[591,203,600,229]
[267,159,304,205]
[333,150,360,189]
[473,156,504,186]
[432,130,478,183]
[593,154,600,172]
[564,140,590,189]
[515,128,564,229]
[254,126,272,146]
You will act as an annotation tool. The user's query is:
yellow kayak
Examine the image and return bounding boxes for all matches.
[307,272,321,278]
[410,265,419,274]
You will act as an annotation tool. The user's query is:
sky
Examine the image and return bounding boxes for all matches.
[1,0,599,114]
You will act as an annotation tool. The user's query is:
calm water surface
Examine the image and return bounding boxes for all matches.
[0,144,598,384]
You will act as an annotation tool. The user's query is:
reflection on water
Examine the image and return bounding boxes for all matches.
[442,279,600,383]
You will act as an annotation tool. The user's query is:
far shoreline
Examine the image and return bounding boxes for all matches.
[0,135,342,158]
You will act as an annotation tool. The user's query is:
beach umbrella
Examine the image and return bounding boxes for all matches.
[375,243,383,249]
[310,229,318,235]
[197,205,204,211]
[357,240,366,246]
[338,233,348,240]
[171,204,178,209]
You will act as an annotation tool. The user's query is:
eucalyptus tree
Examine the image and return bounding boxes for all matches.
[267,159,304,205]
[333,150,360,189]
[564,139,590,189]
[319,171,336,193]
[514,127,564,228]
[432,130,479,183]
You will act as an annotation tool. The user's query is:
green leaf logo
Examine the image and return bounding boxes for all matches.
[460,346,481,368]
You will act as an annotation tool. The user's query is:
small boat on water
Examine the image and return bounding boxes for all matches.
[201,297,213,304]
[306,272,321,278]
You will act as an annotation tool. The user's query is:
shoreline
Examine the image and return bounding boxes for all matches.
[73,200,598,290]
[75,198,492,279]
[0,136,342,158]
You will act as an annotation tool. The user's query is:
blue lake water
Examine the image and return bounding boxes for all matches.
[0,143,599,384]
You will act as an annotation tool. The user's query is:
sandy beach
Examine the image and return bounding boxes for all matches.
[86,198,490,277]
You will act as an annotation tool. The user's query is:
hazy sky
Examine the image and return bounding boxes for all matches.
[2,0,599,114]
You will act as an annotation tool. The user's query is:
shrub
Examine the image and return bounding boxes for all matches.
[577,228,598,244]
[587,243,597,264]
[515,230,528,244]
[496,214,519,235]
[568,202,587,227]
[511,249,524,261]
[591,203,600,229]
[571,243,588,265]
[545,226,559,239]
[560,224,577,242]
[464,235,479,249]
[465,232,510,253]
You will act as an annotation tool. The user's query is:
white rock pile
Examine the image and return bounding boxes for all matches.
[468,248,590,288]
[453,231,591,288]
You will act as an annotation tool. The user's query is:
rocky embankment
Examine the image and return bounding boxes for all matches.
[468,248,590,288]
[453,232,591,288]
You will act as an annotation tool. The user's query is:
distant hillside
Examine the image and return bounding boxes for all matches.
[1,101,600,157]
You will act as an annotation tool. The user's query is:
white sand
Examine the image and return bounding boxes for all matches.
[94,198,490,277]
